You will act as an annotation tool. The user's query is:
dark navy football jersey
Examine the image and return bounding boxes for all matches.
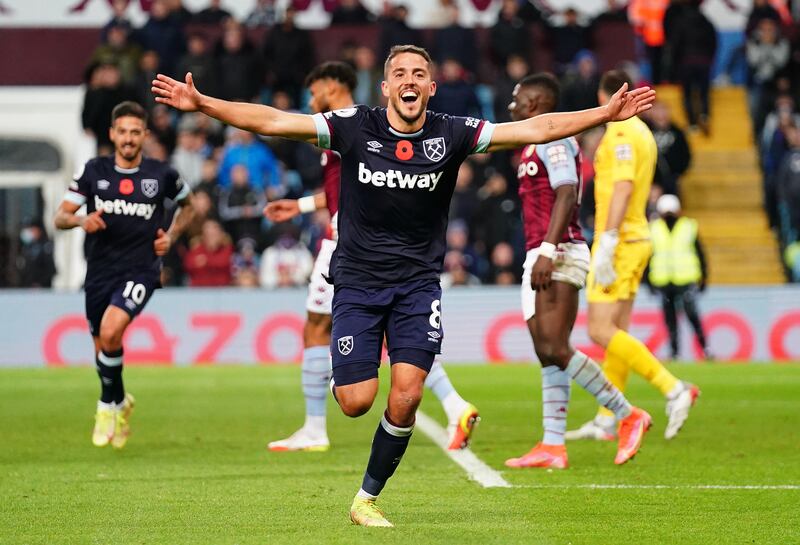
[312,105,494,286]
[65,156,190,278]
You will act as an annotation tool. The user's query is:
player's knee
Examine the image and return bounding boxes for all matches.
[337,394,374,418]
[535,342,571,366]
[388,385,423,423]
[98,324,124,352]
[587,321,614,348]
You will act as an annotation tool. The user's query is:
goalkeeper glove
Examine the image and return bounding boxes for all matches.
[593,229,619,287]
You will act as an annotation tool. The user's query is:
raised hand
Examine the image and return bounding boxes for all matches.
[152,73,202,112]
[264,200,301,222]
[606,83,657,122]
[81,209,106,234]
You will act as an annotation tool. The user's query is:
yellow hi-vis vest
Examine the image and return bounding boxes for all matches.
[648,217,702,287]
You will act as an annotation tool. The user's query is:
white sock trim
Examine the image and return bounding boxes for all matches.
[357,488,378,501]
[380,414,414,437]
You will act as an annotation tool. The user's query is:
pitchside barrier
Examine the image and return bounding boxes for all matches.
[0,286,798,368]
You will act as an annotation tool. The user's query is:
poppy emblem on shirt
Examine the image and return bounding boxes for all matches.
[119,178,134,195]
[423,137,446,162]
[395,140,414,161]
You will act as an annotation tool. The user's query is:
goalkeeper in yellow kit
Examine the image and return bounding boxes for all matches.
[566,71,700,442]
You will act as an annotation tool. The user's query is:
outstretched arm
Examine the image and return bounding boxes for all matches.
[487,84,656,151]
[151,72,318,143]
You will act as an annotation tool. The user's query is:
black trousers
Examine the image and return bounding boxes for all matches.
[657,283,707,358]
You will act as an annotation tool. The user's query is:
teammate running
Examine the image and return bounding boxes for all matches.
[566,70,700,442]
[502,74,651,470]
[264,62,479,453]
[152,45,655,527]
[54,101,194,449]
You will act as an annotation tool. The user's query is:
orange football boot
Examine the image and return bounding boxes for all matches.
[505,442,568,469]
[615,407,652,465]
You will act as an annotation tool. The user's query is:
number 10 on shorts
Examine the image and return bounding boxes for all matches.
[122,281,147,305]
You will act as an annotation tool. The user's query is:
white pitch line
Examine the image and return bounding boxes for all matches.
[415,410,512,488]
[517,484,800,491]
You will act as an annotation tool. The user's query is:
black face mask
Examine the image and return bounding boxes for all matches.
[664,214,678,229]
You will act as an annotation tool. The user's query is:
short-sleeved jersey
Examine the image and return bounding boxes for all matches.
[312,105,494,286]
[517,137,586,250]
[593,116,657,241]
[320,149,341,217]
[65,156,190,279]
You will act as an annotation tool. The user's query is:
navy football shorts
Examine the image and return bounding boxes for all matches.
[330,278,444,386]
[84,270,159,337]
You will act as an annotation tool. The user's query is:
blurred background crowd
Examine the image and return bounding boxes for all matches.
[6,0,800,288]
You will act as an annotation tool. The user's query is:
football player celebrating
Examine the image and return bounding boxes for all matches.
[152,46,655,527]
[566,71,700,442]
[502,74,651,470]
[264,62,479,453]
[54,101,193,449]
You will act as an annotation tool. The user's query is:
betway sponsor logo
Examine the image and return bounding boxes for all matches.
[358,162,442,192]
[94,195,157,220]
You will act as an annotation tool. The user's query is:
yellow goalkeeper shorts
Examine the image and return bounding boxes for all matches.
[587,239,653,303]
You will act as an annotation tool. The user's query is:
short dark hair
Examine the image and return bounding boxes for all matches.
[111,101,148,125]
[599,69,634,97]
[384,44,433,76]
[304,61,358,92]
[518,72,561,111]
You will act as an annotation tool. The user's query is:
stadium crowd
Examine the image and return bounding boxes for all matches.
[8,0,800,287]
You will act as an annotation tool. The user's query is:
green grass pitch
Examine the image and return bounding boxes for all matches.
[2,364,799,544]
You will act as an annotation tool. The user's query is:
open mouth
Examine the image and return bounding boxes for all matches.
[400,89,419,104]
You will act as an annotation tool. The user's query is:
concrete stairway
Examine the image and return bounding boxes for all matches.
[655,85,785,284]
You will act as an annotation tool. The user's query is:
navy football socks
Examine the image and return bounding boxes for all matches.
[96,348,125,404]
[360,412,414,497]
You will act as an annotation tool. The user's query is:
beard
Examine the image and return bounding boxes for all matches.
[391,95,426,126]
[118,145,141,161]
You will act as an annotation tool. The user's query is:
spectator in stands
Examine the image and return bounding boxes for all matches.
[135,50,161,111]
[183,219,234,287]
[218,163,267,243]
[761,95,798,227]
[232,237,261,287]
[16,221,56,288]
[331,0,373,25]
[450,161,480,226]
[669,1,716,134]
[139,0,185,76]
[488,241,518,285]
[260,230,313,289]
[427,59,481,118]
[432,4,477,74]
[245,0,278,28]
[475,172,518,266]
[353,45,382,107]
[149,103,177,154]
[489,0,529,68]
[549,8,590,75]
[446,219,482,278]
[91,23,142,86]
[219,128,281,192]
[746,0,784,38]
[647,101,691,198]
[493,55,529,123]
[518,0,547,23]
[192,0,232,25]
[217,23,263,101]
[100,0,134,43]
[560,50,600,112]
[776,126,800,248]
[172,126,208,189]
[746,18,790,132]
[378,4,424,60]
[263,6,316,106]
[165,0,194,28]
[177,34,220,99]
[592,0,629,25]
[440,251,481,288]
[184,189,218,241]
[628,0,669,83]
[81,61,138,154]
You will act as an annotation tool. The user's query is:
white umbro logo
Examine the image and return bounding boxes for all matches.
[427,330,441,340]
[366,141,383,153]
[97,179,110,190]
